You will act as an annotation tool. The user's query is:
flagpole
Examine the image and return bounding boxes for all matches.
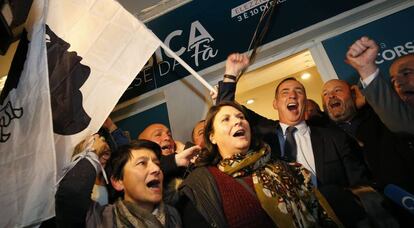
[157,40,215,92]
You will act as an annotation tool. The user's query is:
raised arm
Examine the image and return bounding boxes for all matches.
[346,36,379,79]
[214,53,279,158]
[55,157,98,227]
[55,135,108,227]
[103,117,129,148]
[361,73,414,134]
[216,53,249,104]
[346,36,414,135]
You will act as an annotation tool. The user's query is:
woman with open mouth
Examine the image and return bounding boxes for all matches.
[178,101,342,228]
[56,139,182,227]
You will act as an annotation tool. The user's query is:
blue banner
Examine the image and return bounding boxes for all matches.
[322,6,414,84]
[120,0,371,102]
[116,103,170,139]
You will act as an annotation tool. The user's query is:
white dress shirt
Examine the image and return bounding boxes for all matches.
[279,121,317,186]
[360,68,380,88]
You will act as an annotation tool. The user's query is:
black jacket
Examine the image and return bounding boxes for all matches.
[333,105,414,193]
[178,167,228,228]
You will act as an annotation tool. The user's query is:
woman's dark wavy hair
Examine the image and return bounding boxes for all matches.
[110,139,162,181]
[197,101,264,166]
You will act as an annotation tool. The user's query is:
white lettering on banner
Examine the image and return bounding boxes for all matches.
[128,66,154,89]
[231,0,269,18]
[127,58,182,91]
[188,21,218,67]
[164,30,186,57]
[160,20,218,67]
[158,61,170,77]
[375,41,414,64]
[188,21,214,48]
[233,0,287,22]
[127,20,218,93]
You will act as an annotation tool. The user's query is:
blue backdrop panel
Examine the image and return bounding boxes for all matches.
[120,0,370,102]
[322,6,414,84]
[116,103,170,139]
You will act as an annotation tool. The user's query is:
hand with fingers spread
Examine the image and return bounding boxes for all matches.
[175,145,201,167]
[346,36,379,79]
[224,53,250,82]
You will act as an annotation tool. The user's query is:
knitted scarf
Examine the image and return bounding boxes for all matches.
[218,147,341,228]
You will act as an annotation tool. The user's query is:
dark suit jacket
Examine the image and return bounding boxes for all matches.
[333,104,414,193]
[217,81,369,188]
[360,73,414,135]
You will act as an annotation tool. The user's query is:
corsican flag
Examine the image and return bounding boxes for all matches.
[0,0,161,226]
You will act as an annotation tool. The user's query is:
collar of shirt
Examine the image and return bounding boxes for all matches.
[278,121,317,186]
[279,121,309,137]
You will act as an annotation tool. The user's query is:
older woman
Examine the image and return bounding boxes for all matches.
[178,101,341,228]
[56,138,182,227]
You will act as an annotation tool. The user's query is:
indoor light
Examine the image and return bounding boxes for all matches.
[246,99,254,104]
[301,72,311,80]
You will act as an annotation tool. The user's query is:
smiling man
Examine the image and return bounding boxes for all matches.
[271,78,368,188]
[322,79,358,123]
[321,76,414,191]
[139,123,176,156]
[56,140,182,227]
[138,123,201,205]
[321,79,363,138]
[138,123,201,175]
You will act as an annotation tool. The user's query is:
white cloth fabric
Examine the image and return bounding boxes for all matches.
[0,1,55,226]
[48,0,161,180]
[0,0,161,226]
[91,184,109,206]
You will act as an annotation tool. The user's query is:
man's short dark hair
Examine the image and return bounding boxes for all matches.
[110,140,162,181]
[274,77,300,98]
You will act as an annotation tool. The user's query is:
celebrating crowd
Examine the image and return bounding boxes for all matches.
[53,36,414,228]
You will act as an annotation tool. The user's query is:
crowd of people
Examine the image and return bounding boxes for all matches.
[52,36,414,227]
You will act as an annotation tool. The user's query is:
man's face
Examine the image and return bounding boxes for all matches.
[273,80,306,126]
[389,55,414,107]
[140,124,175,155]
[192,121,205,148]
[322,80,357,122]
[118,148,163,210]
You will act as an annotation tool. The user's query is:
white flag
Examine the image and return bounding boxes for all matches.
[0,0,161,226]
[46,0,161,177]
[0,0,56,227]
